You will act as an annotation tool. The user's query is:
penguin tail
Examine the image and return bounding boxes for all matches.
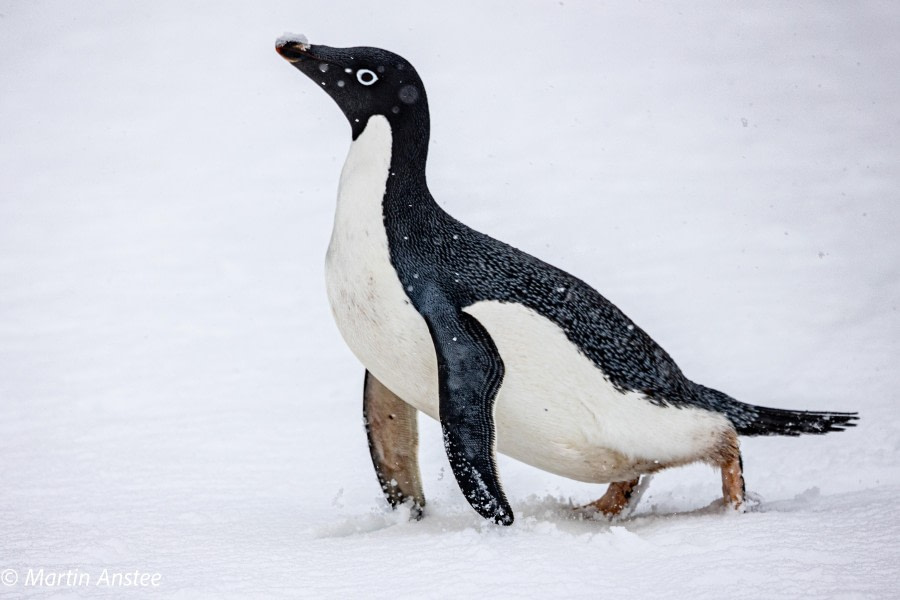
[690,382,859,437]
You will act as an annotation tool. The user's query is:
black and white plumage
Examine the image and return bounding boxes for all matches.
[276,35,858,525]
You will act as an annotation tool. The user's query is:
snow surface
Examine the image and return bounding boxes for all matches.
[2,1,899,598]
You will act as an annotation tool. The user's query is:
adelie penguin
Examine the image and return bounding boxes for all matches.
[275,33,858,525]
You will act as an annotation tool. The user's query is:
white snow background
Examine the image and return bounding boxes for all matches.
[2,1,899,598]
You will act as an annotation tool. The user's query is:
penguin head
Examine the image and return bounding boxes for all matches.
[276,34,428,139]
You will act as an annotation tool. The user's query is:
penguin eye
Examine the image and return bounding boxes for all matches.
[356,69,378,86]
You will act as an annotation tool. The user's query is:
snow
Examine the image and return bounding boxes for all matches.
[276,32,310,49]
[2,1,899,598]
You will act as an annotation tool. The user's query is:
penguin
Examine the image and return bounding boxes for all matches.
[275,34,858,525]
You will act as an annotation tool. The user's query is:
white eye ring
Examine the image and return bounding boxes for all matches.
[356,69,378,86]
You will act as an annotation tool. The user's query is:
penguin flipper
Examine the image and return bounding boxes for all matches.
[423,308,513,525]
[363,371,426,519]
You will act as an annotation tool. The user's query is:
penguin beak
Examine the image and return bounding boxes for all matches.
[275,37,350,81]
[275,34,342,65]
[276,35,363,130]
[275,35,312,63]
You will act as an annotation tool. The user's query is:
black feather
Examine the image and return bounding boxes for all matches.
[691,383,859,436]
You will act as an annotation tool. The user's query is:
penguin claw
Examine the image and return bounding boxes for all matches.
[404,499,425,521]
[740,491,763,512]
[574,475,651,521]
[571,501,623,521]
[571,502,621,522]
[706,491,761,515]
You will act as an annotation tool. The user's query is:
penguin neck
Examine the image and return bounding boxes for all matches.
[349,112,431,175]
[344,113,437,219]
[334,114,435,239]
[385,110,431,195]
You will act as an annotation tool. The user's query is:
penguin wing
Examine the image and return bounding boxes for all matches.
[421,306,513,525]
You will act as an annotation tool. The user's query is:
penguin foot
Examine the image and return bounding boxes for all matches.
[363,371,427,521]
[576,476,648,520]
[397,497,425,521]
[729,490,762,513]
[706,491,760,515]
[719,452,746,510]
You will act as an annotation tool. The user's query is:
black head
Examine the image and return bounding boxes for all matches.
[276,34,429,140]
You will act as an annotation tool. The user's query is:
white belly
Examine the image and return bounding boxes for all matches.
[325,116,731,483]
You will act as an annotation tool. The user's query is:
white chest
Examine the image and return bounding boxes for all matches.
[324,116,440,416]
